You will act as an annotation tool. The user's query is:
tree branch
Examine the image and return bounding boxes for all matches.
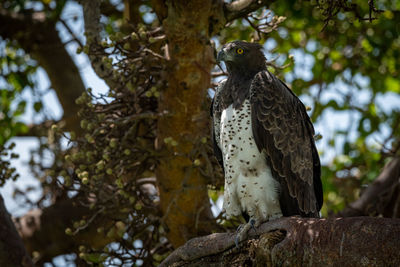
[338,157,400,217]
[161,216,400,266]
[80,0,120,89]
[224,0,271,22]
[0,194,33,267]
[15,120,60,137]
[0,7,85,134]
[14,195,113,265]
[99,1,123,18]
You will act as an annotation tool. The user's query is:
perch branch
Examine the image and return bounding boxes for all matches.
[160,216,400,266]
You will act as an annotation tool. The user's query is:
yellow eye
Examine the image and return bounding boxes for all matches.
[236,48,244,54]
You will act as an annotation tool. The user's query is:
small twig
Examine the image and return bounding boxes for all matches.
[143,48,166,60]
[317,0,384,31]
[73,206,105,235]
[136,177,157,185]
[121,111,169,124]
[59,18,84,48]
[163,44,170,60]
[212,71,227,77]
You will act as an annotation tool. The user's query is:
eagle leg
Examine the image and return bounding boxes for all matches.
[234,218,258,248]
[235,222,251,248]
[234,212,283,247]
[250,218,256,231]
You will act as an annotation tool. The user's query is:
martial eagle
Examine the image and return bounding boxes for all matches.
[212,41,323,243]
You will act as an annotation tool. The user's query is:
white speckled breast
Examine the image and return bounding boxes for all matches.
[219,99,282,221]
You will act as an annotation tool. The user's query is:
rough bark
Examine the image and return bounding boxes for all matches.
[338,157,400,218]
[0,194,33,267]
[154,0,222,248]
[161,216,400,266]
[0,7,85,134]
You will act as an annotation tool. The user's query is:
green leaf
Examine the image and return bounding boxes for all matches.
[361,38,373,53]
[329,50,342,61]
[384,76,400,93]
[208,189,219,203]
[14,100,27,116]
[83,253,107,263]
[14,122,28,134]
[33,101,43,112]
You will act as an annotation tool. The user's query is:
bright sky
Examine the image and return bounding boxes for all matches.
[1,1,399,218]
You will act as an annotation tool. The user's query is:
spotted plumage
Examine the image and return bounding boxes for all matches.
[219,98,282,221]
[212,41,323,241]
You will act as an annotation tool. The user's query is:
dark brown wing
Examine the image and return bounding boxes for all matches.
[250,71,323,217]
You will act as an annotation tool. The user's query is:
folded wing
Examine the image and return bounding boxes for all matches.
[250,71,323,216]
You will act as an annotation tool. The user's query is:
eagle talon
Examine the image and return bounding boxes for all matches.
[234,224,244,248]
[234,220,254,248]
[250,219,257,232]
[234,235,240,248]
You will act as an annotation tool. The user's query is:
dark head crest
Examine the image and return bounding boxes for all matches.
[217,41,266,76]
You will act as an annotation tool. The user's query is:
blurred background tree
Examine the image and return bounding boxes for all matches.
[0,0,399,266]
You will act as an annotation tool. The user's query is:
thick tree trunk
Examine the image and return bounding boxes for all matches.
[155,0,220,247]
[161,216,400,266]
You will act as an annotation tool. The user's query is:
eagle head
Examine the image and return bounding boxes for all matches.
[217,41,266,75]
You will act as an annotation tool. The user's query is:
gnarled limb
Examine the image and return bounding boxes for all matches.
[161,216,400,266]
[338,157,400,218]
[14,195,113,265]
